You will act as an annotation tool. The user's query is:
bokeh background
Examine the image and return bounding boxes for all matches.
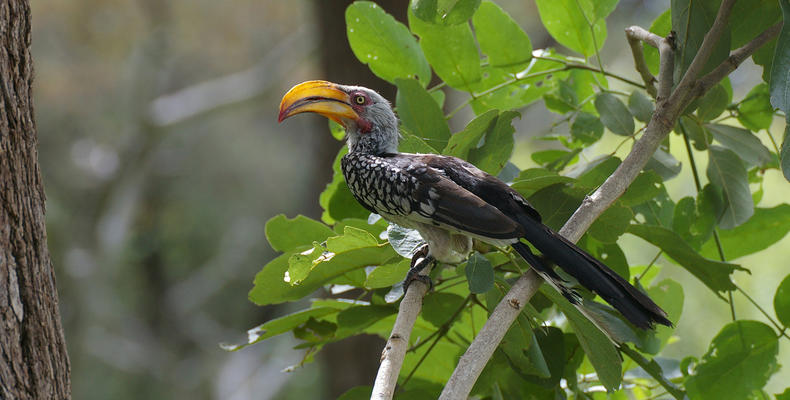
[31,0,788,399]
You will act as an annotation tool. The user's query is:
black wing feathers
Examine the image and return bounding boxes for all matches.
[382,153,671,329]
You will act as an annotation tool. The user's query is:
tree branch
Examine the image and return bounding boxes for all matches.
[371,275,430,399]
[668,0,736,111]
[625,26,660,98]
[695,21,782,97]
[439,269,542,400]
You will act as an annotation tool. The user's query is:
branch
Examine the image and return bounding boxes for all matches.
[668,0,736,110]
[371,275,430,399]
[625,26,660,98]
[439,269,542,399]
[695,21,782,97]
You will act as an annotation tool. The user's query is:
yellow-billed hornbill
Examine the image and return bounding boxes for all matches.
[278,80,671,329]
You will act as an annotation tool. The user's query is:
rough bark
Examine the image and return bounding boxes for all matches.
[0,1,71,399]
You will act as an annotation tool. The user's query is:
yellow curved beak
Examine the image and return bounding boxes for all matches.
[278,80,358,125]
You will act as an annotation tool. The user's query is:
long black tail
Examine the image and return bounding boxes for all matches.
[511,220,671,330]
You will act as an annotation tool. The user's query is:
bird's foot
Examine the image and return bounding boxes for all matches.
[403,244,435,292]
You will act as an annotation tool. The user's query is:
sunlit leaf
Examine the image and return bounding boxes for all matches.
[409,8,482,91]
[535,0,607,57]
[737,83,774,131]
[473,1,532,73]
[265,214,335,253]
[346,2,431,86]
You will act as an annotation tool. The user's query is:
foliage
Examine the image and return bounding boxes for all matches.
[244,0,790,398]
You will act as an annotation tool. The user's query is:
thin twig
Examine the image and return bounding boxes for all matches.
[625,26,659,98]
[371,279,430,399]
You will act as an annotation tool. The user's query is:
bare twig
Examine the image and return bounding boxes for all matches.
[625,26,660,98]
[695,22,783,97]
[371,280,430,400]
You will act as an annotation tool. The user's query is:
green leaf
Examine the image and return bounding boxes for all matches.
[528,185,586,231]
[573,156,620,189]
[620,171,663,207]
[696,84,729,121]
[646,279,683,350]
[422,292,466,327]
[590,0,618,21]
[409,8,482,91]
[329,120,345,141]
[672,194,715,250]
[346,2,431,86]
[706,124,773,167]
[671,0,731,78]
[472,1,532,73]
[737,83,774,131]
[595,93,635,136]
[338,386,373,400]
[729,0,781,49]
[707,145,754,229]
[411,0,438,22]
[777,388,790,400]
[541,287,622,391]
[510,168,575,196]
[265,214,336,253]
[465,252,494,293]
[685,321,779,400]
[627,224,745,293]
[287,245,323,285]
[396,78,452,150]
[469,56,559,113]
[531,149,580,170]
[386,224,425,258]
[223,306,341,350]
[774,274,790,327]
[438,0,481,25]
[632,187,676,228]
[679,115,712,150]
[327,226,379,253]
[534,0,607,57]
[399,129,440,153]
[335,305,397,338]
[468,110,520,175]
[588,204,633,244]
[570,112,604,144]
[628,91,655,123]
[770,0,790,114]
[249,244,397,305]
[443,110,498,159]
[700,204,790,260]
[645,148,682,180]
[365,258,410,289]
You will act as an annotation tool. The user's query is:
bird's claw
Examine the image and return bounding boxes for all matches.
[403,244,434,292]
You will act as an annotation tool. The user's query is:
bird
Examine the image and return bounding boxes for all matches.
[278,80,671,329]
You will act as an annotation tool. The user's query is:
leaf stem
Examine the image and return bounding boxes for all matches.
[620,345,685,400]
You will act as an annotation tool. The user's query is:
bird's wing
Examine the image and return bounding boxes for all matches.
[409,154,543,223]
[382,154,525,239]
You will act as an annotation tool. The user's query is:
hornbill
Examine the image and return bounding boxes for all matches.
[278,80,671,329]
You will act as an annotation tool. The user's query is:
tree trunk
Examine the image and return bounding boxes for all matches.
[0,1,71,398]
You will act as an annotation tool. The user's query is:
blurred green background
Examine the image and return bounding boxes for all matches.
[31,0,788,399]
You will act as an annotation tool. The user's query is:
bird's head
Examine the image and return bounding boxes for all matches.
[278,80,399,154]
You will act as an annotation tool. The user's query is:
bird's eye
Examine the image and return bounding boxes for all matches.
[354,95,366,105]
